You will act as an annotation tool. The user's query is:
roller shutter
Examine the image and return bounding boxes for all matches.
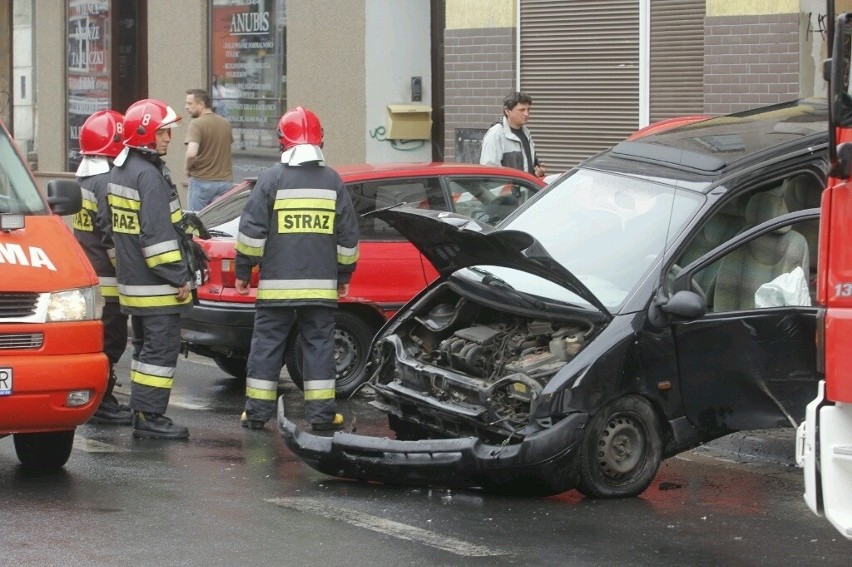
[520,0,640,172]
[650,0,706,122]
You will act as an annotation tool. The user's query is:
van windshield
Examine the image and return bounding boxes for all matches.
[0,129,46,215]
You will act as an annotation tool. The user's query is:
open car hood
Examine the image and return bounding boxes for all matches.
[371,207,610,317]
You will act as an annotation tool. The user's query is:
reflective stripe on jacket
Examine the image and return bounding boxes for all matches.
[107,150,193,315]
[74,173,120,301]
[235,162,359,308]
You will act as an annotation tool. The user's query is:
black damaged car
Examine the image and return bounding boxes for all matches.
[278,99,828,498]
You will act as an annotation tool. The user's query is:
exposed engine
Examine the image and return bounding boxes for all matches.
[374,290,597,436]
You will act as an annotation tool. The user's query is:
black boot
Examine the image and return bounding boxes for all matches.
[89,394,133,425]
[132,411,189,439]
[89,368,132,425]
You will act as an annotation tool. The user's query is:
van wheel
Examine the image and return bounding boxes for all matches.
[574,396,662,498]
[286,311,377,398]
[13,430,75,470]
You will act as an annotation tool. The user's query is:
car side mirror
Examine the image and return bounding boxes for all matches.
[662,290,707,319]
[648,289,707,328]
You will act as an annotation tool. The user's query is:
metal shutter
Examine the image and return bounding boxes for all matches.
[520,0,640,172]
[650,0,706,122]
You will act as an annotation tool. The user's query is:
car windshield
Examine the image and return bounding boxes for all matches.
[461,168,704,310]
[197,184,250,237]
[0,128,46,215]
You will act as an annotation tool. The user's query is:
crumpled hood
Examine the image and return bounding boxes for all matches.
[369,206,610,316]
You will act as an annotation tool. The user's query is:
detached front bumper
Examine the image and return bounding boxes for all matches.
[277,397,588,494]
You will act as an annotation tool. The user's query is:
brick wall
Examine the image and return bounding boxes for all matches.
[443,27,515,162]
[704,13,800,115]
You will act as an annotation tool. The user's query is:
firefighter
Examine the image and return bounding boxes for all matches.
[73,110,133,425]
[108,98,194,439]
[235,106,359,431]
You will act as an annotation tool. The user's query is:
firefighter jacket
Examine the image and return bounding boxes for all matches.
[107,149,193,315]
[235,162,359,307]
[479,116,539,175]
[73,158,118,302]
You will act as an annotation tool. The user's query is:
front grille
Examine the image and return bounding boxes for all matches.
[0,333,44,350]
[0,292,39,318]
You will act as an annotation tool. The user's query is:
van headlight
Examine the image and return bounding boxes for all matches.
[46,286,103,321]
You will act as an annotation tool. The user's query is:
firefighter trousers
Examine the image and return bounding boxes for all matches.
[244,305,337,424]
[102,301,129,396]
[103,301,129,363]
[129,313,181,414]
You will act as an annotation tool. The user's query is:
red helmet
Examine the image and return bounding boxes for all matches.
[122,98,182,150]
[79,110,125,158]
[277,106,323,151]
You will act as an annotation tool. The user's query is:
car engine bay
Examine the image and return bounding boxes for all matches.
[371,287,598,440]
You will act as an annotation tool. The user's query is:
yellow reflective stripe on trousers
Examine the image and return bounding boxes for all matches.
[246,378,278,401]
[303,379,335,400]
[131,360,175,389]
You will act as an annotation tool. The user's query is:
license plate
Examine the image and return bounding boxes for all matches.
[0,367,11,395]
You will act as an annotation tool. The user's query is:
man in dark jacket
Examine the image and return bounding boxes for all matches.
[108,98,194,439]
[235,106,359,431]
[74,109,132,425]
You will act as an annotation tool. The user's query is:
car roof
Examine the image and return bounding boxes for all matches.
[229,162,546,191]
[587,98,828,188]
[334,161,545,184]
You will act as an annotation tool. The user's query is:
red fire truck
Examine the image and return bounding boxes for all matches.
[796,5,852,540]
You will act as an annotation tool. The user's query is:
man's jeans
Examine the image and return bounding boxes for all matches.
[187,178,233,211]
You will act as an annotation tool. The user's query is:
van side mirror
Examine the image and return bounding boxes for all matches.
[46,179,83,216]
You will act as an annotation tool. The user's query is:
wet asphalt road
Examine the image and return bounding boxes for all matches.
[1,349,850,567]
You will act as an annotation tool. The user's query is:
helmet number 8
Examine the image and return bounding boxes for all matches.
[141,113,152,127]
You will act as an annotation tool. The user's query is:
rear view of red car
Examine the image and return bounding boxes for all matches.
[180,162,545,396]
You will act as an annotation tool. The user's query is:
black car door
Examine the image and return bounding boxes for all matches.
[668,209,820,438]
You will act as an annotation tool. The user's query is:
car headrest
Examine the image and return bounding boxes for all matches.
[746,192,790,234]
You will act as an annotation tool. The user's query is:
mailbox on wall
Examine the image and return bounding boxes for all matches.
[386,104,432,140]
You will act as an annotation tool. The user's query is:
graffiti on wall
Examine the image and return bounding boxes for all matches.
[369,125,425,151]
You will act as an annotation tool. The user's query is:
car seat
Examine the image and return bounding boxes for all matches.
[713,192,809,312]
[782,174,822,298]
[678,207,745,302]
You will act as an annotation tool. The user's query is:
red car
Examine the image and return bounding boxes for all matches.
[180,162,545,396]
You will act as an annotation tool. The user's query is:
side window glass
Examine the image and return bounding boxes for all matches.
[696,218,814,313]
[348,178,444,241]
[670,174,822,306]
[447,177,538,224]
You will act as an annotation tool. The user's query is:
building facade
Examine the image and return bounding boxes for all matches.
[0,0,844,200]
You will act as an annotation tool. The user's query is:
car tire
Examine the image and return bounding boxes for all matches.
[286,311,377,399]
[574,395,663,499]
[213,353,249,380]
[13,430,75,470]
